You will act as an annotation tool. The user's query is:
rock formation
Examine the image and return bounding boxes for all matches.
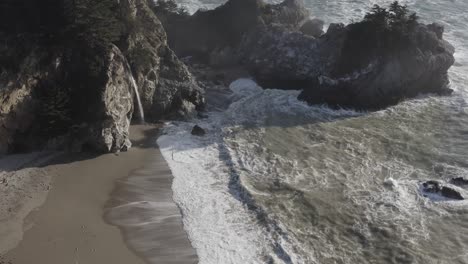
[421,180,464,200]
[0,0,204,155]
[191,125,206,136]
[300,18,325,38]
[450,177,468,187]
[0,0,457,155]
[119,0,204,120]
[157,0,455,110]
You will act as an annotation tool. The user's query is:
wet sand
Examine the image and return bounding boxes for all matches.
[2,124,197,264]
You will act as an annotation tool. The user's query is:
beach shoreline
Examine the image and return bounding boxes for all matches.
[0,124,196,264]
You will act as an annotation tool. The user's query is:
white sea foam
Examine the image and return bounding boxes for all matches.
[158,79,323,263]
[159,77,468,263]
[158,0,468,262]
[157,82,278,263]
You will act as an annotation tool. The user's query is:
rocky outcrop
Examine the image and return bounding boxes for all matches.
[191,125,206,136]
[0,0,205,155]
[155,0,309,63]
[0,41,135,153]
[450,177,468,187]
[119,0,204,120]
[300,19,325,38]
[159,0,455,110]
[421,181,464,200]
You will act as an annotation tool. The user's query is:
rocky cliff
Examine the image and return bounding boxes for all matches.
[158,0,455,110]
[0,0,456,155]
[0,0,204,155]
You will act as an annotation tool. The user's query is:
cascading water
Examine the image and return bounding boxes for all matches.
[129,74,145,123]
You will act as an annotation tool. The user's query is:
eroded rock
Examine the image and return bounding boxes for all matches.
[191,125,206,136]
[300,18,325,38]
[450,177,468,187]
[119,0,205,121]
[160,0,455,110]
[0,0,206,155]
[421,181,464,200]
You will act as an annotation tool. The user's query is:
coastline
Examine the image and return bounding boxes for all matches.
[1,124,196,264]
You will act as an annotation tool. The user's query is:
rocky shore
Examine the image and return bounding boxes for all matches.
[158,0,455,110]
[0,0,456,156]
[0,0,461,263]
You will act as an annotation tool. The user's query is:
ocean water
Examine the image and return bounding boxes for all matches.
[157,0,468,263]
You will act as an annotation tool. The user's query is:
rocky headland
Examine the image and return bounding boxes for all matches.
[157,0,455,109]
[0,0,456,155]
[0,0,204,155]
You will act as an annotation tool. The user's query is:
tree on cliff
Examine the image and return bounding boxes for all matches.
[363,1,419,34]
[336,1,420,76]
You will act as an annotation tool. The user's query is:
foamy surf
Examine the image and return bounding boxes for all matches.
[157,79,322,263]
[157,104,270,262]
[159,0,468,262]
[158,73,468,263]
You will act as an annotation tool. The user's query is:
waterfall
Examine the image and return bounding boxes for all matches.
[129,75,145,123]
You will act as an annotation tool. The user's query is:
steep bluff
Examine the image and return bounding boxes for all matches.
[0,0,204,155]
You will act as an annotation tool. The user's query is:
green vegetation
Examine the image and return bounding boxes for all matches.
[363,1,419,34]
[62,0,124,47]
[335,1,420,76]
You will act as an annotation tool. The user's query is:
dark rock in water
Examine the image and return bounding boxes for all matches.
[422,181,442,193]
[441,186,464,200]
[300,18,325,38]
[450,177,468,186]
[191,125,206,136]
[159,0,455,110]
[421,180,464,200]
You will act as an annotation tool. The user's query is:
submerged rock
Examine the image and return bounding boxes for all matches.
[450,177,468,187]
[155,0,309,60]
[191,125,206,136]
[422,180,442,193]
[441,186,464,200]
[421,181,464,200]
[89,45,134,152]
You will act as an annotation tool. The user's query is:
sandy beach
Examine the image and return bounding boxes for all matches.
[0,125,196,264]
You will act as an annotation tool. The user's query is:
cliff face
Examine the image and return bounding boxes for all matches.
[158,0,455,110]
[155,0,309,62]
[0,0,204,155]
[119,0,204,120]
